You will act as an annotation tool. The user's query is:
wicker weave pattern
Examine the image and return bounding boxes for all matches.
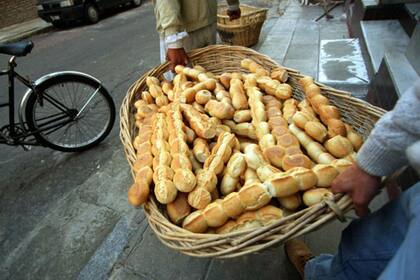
[217,4,268,47]
[120,45,387,258]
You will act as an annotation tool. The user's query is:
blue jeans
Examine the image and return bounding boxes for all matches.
[304,182,420,280]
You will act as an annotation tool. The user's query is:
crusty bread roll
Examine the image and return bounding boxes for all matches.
[345,124,363,151]
[188,132,237,209]
[205,99,235,120]
[281,153,312,171]
[289,123,335,164]
[278,194,302,211]
[241,58,269,76]
[283,99,298,123]
[256,76,292,100]
[195,89,213,105]
[324,135,354,158]
[271,68,289,83]
[312,164,339,187]
[303,188,333,206]
[230,78,249,110]
[264,167,318,197]
[304,121,328,143]
[181,103,216,139]
[167,193,191,225]
[193,138,210,163]
[234,110,252,123]
[221,152,247,195]
[216,205,283,234]
[180,79,216,103]
[232,122,257,140]
[298,99,316,117]
[141,91,154,104]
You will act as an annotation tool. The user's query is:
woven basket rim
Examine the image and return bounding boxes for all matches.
[217,3,268,19]
[120,45,387,258]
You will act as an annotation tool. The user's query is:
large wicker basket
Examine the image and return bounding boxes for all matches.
[120,45,387,258]
[217,4,268,47]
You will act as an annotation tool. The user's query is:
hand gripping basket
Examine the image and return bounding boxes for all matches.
[120,45,387,258]
[217,4,268,47]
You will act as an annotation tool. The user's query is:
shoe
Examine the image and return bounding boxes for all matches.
[285,239,314,279]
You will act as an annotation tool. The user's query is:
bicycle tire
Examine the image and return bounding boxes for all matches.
[25,73,115,152]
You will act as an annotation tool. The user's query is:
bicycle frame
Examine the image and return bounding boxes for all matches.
[0,56,79,146]
[0,56,36,144]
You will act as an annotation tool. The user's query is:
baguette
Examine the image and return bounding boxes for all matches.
[166,103,197,192]
[146,77,169,107]
[152,113,177,204]
[278,194,302,211]
[324,135,354,158]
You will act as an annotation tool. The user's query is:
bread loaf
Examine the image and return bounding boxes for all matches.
[221,152,247,195]
[283,99,298,123]
[264,167,318,197]
[271,68,289,83]
[167,193,191,225]
[278,194,302,211]
[345,124,363,151]
[256,76,292,100]
[241,58,269,76]
[195,89,213,105]
[230,78,249,110]
[303,188,333,206]
[193,138,210,163]
[234,110,252,123]
[324,135,354,158]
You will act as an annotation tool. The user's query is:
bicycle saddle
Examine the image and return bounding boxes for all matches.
[0,41,34,56]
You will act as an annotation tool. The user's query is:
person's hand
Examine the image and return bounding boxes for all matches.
[166,48,188,72]
[331,163,381,217]
[227,8,241,20]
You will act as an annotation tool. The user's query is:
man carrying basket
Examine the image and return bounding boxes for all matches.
[152,0,241,73]
[287,81,420,280]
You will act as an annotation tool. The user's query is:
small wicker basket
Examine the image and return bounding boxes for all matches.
[217,4,268,47]
[120,45,387,258]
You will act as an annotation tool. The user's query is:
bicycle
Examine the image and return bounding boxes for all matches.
[0,41,115,152]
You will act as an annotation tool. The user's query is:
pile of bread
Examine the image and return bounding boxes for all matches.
[128,58,363,234]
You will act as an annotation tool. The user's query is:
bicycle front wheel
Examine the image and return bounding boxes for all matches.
[25,73,116,152]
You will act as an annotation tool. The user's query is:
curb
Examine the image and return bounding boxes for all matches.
[0,24,54,44]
